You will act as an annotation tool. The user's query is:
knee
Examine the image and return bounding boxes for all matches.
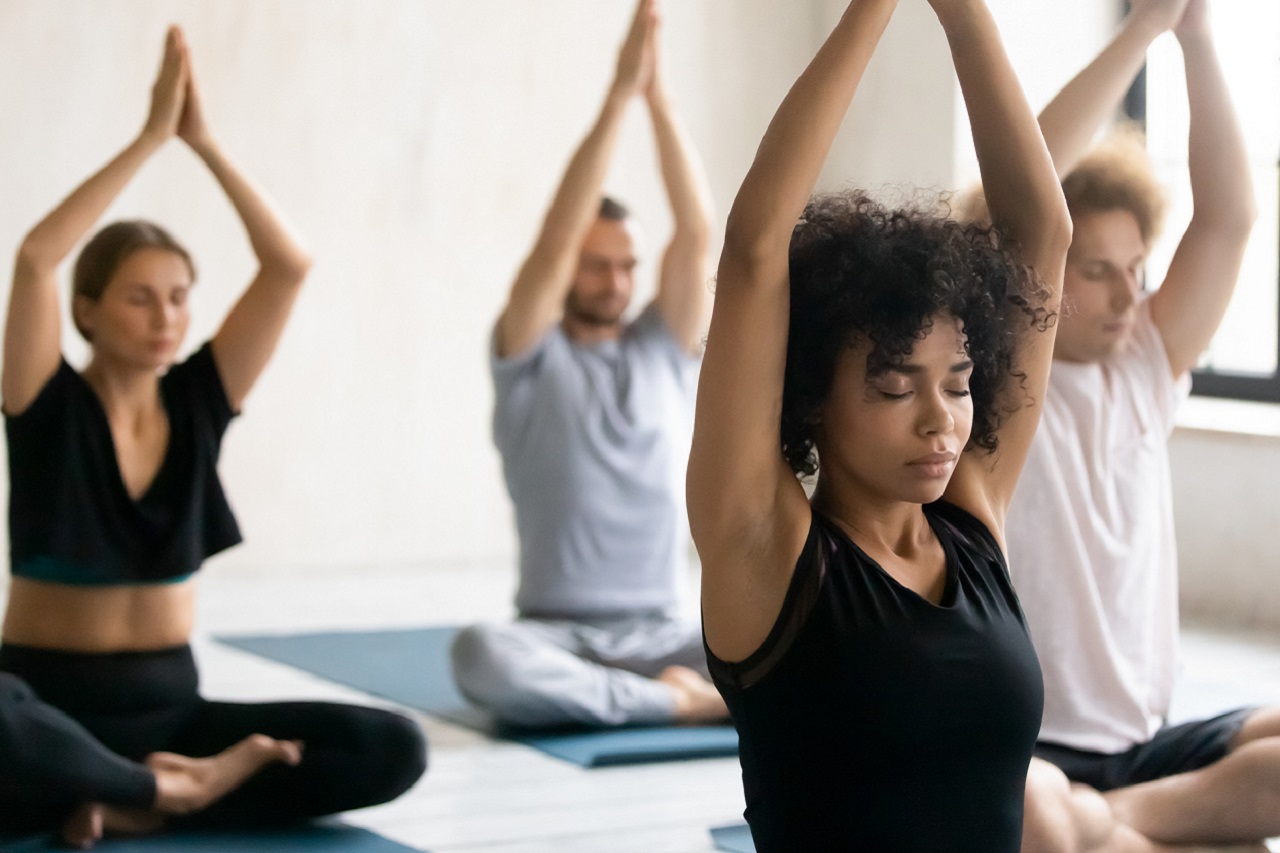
[1022,759,1113,853]
[450,624,525,708]
[0,673,33,706]
[363,710,428,804]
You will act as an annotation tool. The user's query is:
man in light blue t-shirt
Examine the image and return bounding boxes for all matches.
[449,0,725,728]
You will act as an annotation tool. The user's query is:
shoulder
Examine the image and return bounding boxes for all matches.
[163,342,237,431]
[5,356,84,430]
[492,323,567,381]
[626,304,699,359]
[927,500,1004,565]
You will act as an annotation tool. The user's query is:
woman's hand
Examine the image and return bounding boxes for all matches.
[141,26,188,145]
[175,29,217,155]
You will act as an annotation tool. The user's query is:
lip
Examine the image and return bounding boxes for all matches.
[908,451,957,478]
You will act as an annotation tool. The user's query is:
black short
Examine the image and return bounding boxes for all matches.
[1034,708,1255,791]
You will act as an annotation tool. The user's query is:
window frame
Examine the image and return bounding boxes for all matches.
[1124,29,1280,404]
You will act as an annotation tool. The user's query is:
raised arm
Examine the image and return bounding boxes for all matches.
[172,31,312,412]
[689,0,899,660]
[3,29,187,414]
[1038,0,1189,176]
[644,22,715,355]
[495,0,656,358]
[933,0,1071,526]
[1147,0,1256,378]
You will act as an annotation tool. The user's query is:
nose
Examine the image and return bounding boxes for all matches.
[609,265,629,294]
[1110,271,1137,313]
[918,390,955,437]
[155,300,179,329]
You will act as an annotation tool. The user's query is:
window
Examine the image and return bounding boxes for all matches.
[1132,3,1280,402]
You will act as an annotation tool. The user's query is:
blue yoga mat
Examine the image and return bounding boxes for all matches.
[0,824,420,853]
[710,823,754,853]
[217,626,738,768]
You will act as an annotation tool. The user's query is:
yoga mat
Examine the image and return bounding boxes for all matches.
[0,825,422,853]
[217,626,739,768]
[710,823,754,853]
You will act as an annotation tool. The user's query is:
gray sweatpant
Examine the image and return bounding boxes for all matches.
[449,612,708,728]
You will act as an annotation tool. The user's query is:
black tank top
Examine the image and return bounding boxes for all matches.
[707,501,1043,852]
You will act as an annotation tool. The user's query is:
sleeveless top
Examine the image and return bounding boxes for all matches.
[707,501,1043,852]
[5,342,242,585]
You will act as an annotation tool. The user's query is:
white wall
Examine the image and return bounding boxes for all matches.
[11,0,1270,621]
[0,0,819,576]
[1172,419,1280,630]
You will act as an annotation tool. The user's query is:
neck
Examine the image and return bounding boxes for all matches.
[561,314,623,346]
[81,355,162,417]
[811,476,933,555]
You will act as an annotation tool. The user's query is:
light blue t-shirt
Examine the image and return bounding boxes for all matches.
[492,304,699,618]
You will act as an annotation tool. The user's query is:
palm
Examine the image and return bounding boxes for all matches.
[143,28,186,139]
[1131,0,1193,32]
[1174,0,1211,40]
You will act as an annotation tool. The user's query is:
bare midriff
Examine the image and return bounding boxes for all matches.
[2,577,196,652]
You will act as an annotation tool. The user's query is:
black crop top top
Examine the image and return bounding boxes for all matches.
[5,342,242,586]
[707,501,1043,852]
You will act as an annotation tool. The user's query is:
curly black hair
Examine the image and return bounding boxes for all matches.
[781,190,1053,477]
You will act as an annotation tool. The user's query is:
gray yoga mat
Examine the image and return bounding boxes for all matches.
[710,823,754,853]
[217,626,738,768]
[0,824,423,853]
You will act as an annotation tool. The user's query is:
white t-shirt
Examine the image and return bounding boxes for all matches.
[491,304,699,618]
[1006,298,1190,754]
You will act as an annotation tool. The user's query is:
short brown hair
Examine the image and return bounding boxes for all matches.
[72,220,195,340]
[1061,125,1166,247]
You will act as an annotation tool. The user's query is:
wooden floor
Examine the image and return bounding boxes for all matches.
[7,560,1280,851]
[192,561,744,853]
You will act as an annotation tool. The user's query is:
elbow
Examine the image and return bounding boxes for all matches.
[15,233,60,277]
[1189,196,1260,246]
[270,249,314,287]
[722,208,787,273]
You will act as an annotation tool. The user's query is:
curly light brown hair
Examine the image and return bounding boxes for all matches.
[1061,125,1167,247]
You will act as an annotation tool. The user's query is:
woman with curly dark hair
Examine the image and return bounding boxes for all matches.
[687,0,1071,849]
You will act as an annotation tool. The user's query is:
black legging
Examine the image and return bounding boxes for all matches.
[0,643,427,834]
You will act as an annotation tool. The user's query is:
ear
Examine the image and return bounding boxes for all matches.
[72,295,97,342]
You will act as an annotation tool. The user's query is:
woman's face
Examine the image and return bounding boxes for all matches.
[815,314,974,506]
[79,248,192,370]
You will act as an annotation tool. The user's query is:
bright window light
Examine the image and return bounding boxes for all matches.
[1144,3,1279,377]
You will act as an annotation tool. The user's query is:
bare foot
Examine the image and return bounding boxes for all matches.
[657,666,728,722]
[61,801,171,849]
[60,803,103,850]
[148,734,302,815]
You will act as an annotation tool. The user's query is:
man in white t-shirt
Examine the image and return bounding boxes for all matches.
[1006,1,1273,850]
[449,0,726,729]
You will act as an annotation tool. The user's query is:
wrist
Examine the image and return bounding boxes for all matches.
[930,0,989,35]
[1175,27,1215,51]
[135,128,168,153]
[189,136,220,161]
[1124,9,1175,42]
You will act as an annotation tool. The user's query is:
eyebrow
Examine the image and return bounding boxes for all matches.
[883,360,974,376]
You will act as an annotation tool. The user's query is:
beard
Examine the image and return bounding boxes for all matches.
[565,291,626,328]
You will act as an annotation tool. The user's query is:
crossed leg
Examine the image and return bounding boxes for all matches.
[1104,708,1280,846]
[1023,707,1280,853]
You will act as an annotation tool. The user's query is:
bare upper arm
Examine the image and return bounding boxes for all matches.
[1148,218,1253,378]
[3,252,65,416]
[689,252,814,663]
[210,265,307,412]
